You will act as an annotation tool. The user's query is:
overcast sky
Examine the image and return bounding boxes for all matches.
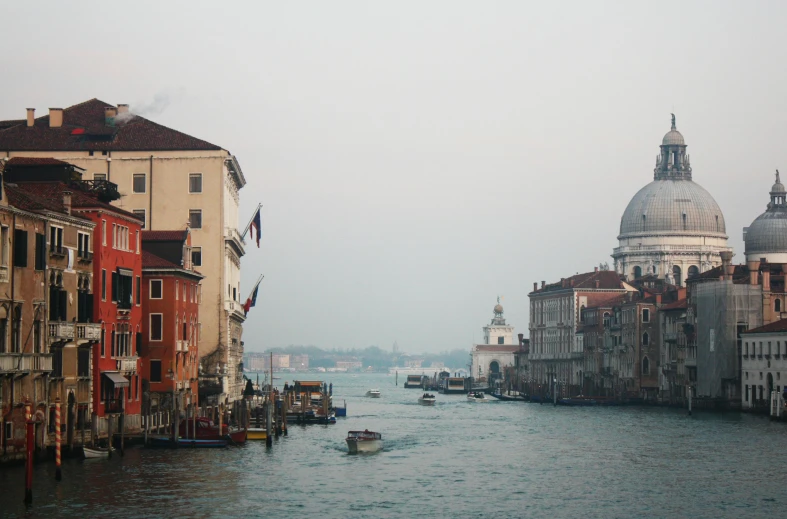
[2,1,786,355]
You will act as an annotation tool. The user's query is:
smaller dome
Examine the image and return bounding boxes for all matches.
[662,129,685,146]
[494,304,503,314]
[772,178,786,194]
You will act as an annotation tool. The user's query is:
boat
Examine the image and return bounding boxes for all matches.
[366,389,381,398]
[176,438,228,448]
[467,391,488,402]
[334,400,347,417]
[346,429,383,454]
[489,391,529,402]
[247,427,268,440]
[179,417,247,444]
[418,393,436,406]
[83,446,113,459]
[439,377,469,394]
[403,375,425,389]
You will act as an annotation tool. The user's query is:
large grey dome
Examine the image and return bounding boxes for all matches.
[619,179,727,237]
[745,210,787,255]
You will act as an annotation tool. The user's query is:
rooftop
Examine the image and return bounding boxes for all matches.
[743,319,787,335]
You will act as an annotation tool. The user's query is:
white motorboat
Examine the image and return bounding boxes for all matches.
[366,389,381,398]
[346,430,383,454]
[418,393,436,406]
[467,391,488,402]
[83,446,113,459]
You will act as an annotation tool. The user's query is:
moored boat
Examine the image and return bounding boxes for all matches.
[179,417,247,444]
[418,393,436,406]
[83,446,113,459]
[346,429,383,454]
[366,389,381,398]
[247,427,268,440]
[467,391,488,402]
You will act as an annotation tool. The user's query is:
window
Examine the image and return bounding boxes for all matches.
[33,320,41,353]
[642,309,650,323]
[113,270,133,309]
[0,318,6,353]
[150,314,163,341]
[77,232,90,259]
[745,342,749,356]
[94,173,107,181]
[642,356,650,375]
[12,307,21,353]
[49,226,63,253]
[13,229,28,267]
[101,270,107,301]
[133,173,146,193]
[133,210,146,229]
[633,266,642,279]
[0,226,8,265]
[191,247,202,267]
[78,348,90,377]
[497,336,504,345]
[150,280,163,299]
[189,173,202,193]
[150,360,162,383]
[101,329,105,357]
[642,332,649,346]
[777,299,782,313]
[189,210,202,229]
[136,276,141,305]
[34,233,46,270]
[175,280,179,301]
[745,385,749,402]
[102,220,107,246]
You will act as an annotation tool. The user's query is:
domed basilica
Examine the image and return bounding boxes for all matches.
[612,115,731,285]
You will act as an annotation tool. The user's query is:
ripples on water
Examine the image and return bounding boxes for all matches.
[2,373,787,519]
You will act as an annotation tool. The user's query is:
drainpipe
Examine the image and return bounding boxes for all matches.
[149,156,153,229]
[106,152,111,182]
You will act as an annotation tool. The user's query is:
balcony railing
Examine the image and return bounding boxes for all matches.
[76,323,102,341]
[77,251,94,262]
[49,246,67,258]
[0,353,53,373]
[224,227,246,256]
[49,322,75,341]
[116,356,139,373]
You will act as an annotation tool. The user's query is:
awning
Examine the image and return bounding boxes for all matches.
[118,268,134,277]
[102,372,129,388]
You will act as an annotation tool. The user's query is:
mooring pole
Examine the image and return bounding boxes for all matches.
[24,402,34,505]
[688,386,693,416]
[55,398,62,481]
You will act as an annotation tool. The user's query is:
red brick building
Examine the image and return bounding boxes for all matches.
[140,231,202,422]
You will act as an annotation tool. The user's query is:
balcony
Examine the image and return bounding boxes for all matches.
[176,340,188,352]
[77,251,93,263]
[76,323,102,341]
[224,227,246,257]
[116,356,139,373]
[49,322,75,341]
[49,246,67,259]
[225,300,246,321]
[0,353,53,373]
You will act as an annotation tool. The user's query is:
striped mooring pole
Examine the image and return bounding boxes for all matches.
[55,397,62,481]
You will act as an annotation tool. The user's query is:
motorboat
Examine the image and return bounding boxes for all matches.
[83,446,113,459]
[366,389,381,398]
[247,427,268,440]
[179,417,247,444]
[418,393,436,406]
[346,430,383,454]
[149,436,227,448]
[467,391,488,402]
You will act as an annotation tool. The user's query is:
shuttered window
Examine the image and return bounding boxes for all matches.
[13,229,27,267]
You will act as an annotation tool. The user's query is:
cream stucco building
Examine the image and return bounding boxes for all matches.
[612,116,731,286]
[471,301,520,384]
[0,100,248,402]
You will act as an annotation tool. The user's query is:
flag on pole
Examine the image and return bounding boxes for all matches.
[249,207,262,248]
[243,276,263,315]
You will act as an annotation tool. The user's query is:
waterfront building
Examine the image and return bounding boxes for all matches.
[577,298,622,395]
[612,116,731,285]
[291,354,309,370]
[657,294,691,403]
[0,101,248,403]
[529,269,630,396]
[471,301,525,385]
[740,319,787,411]
[140,230,202,420]
[0,159,99,459]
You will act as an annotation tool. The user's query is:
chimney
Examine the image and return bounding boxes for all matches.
[561,278,566,288]
[49,108,63,128]
[117,104,129,114]
[26,108,35,127]
[763,269,771,291]
[518,333,524,345]
[655,294,662,305]
[63,191,72,216]
[105,107,117,126]
[720,250,733,279]
[747,260,761,286]
[533,282,538,292]
[594,266,599,272]
[541,281,546,289]
[570,278,575,287]
[595,279,600,289]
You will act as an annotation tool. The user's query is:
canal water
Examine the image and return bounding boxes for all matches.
[1,372,786,518]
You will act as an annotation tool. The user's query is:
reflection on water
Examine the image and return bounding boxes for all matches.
[2,373,787,519]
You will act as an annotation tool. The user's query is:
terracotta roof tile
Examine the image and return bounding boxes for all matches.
[141,250,181,269]
[532,270,624,294]
[661,298,688,310]
[6,157,72,166]
[0,98,222,152]
[743,318,787,335]
[8,181,142,221]
[142,230,188,242]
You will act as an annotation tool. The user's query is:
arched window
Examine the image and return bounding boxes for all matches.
[688,265,699,279]
[633,266,642,279]
[642,332,649,346]
[642,356,650,375]
[673,266,682,286]
[776,299,782,313]
[580,305,586,323]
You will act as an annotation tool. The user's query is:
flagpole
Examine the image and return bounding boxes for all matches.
[244,274,264,302]
[241,203,262,239]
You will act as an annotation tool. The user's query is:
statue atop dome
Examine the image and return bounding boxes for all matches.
[671,113,676,130]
